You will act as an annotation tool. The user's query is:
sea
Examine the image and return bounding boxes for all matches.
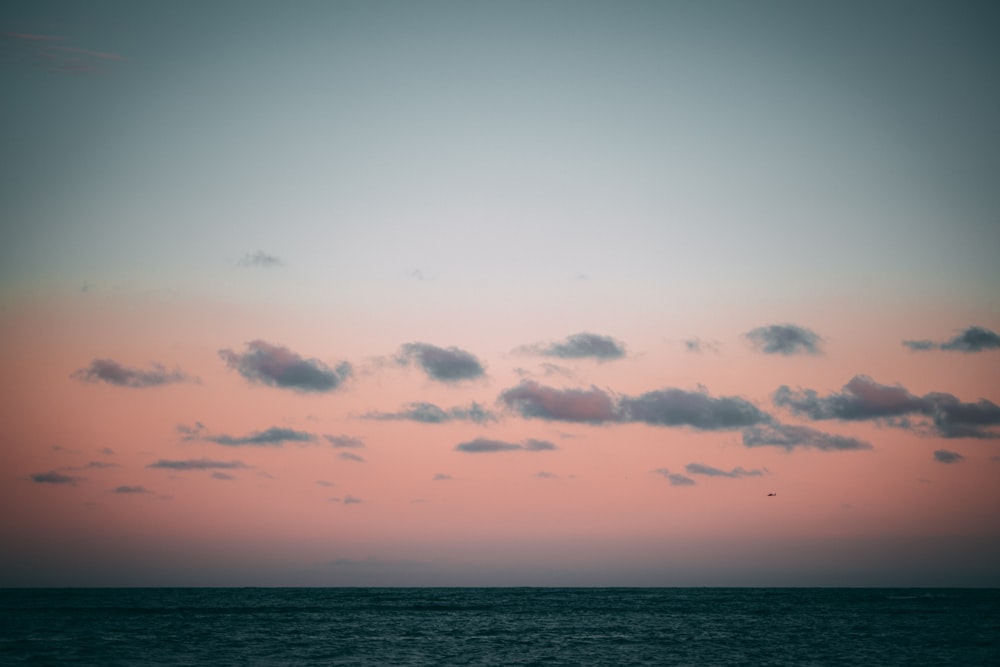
[2,588,998,665]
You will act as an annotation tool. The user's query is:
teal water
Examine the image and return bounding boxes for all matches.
[2,588,998,665]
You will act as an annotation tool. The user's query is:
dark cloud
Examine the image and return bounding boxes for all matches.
[361,402,496,424]
[522,332,626,361]
[744,324,823,356]
[397,343,485,382]
[432,473,453,481]
[499,381,618,423]
[330,495,363,504]
[205,427,315,447]
[71,359,194,388]
[454,438,557,453]
[316,480,335,487]
[338,452,365,463]
[238,251,283,268]
[100,448,115,455]
[500,381,768,430]
[113,485,151,494]
[933,450,964,464]
[535,471,559,479]
[742,423,873,451]
[29,470,79,485]
[324,434,365,448]
[211,472,236,480]
[651,469,696,486]
[219,340,351,392]
[685,463,764,478]
[903,326,1000,353]
[147,458,248,471]
[621,388,770,430]
[774,375,1000,439]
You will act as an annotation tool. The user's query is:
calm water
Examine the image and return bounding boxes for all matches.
[2,588,998,665]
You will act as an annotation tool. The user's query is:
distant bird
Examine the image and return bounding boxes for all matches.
[767,493,776,496]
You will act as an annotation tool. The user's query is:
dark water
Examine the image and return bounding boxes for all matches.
[2,588,998,665]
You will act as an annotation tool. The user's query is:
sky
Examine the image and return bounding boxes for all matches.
[2,0,999,587]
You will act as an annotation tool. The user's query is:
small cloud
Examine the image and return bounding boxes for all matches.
[685,463,764,478]
[147,458,248,471]
[219,340,351,393]
[324,434,365,449]
[535,471,559,479]
[933,449,964,464]
[100,447,115,455]
[1,30,124,74]
[432,473,453,481]
[454,437,557,453]
[519,332,626,361]
[62,461,119,471]
[903,326,1000,353]
[316,480,335,487]
[330,495,363,504]
[211,472,236,480]
[71,359,195,388]
[683,338,719,354]
[742,423,873,451]
[238,251,283,268]
[396,342,485,382]
[29,470,79,485]
[744,324,823,356]
[499,381,618,423]
[112,485,151,494]
[361,401,496,424]
[338,452,365,463]
[651,469,696,486]
[177,422,206,440]
[404,268,429,281]
[205,427,315,447]
[620,388,769,430]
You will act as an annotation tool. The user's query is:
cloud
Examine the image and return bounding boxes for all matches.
[904,326,1000,353]
[651,469,696,486]
[683,338,719,354]
[685,463,765,478]
[1,30,124,74]
[211,472,236,480]
[535,471,559,479]
[238,251,283,268]
[744,324,823,356]
[338,452,365,462]
[620,389,770,430]
[316,480,336,487]
[29,470,79,485]
[61,461,119,471]
[147,458,248,471]
[742,423,874,451]
[933,450,964,464]
[396,343,485,382]
[432,473,453,481]
[324,434,365,448]
[330,495,363,504]
[361,402,496,424]
[499,381,618,423]
[773,375,1000,438]
[454,438,557,453]
[113,485,151,494]
[500,381,769,430]
[71,359,194,388]
[520,332,626,361]
[219,341,351,392]
[205,427,315,447]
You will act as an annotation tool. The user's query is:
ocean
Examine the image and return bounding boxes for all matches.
[2,588,998,665]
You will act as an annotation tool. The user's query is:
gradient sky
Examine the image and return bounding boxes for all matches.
[2,0,999,587]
